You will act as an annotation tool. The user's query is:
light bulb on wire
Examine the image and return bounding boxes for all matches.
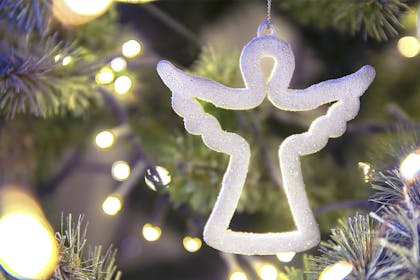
[96,67,115,85]
[122,40,142,58]
[319,261,353,280]
[276,251,296,263]
[257,263,278,280]
[400,150,420,180]
[111,161,131,181]
[397,36,420,58]
[229,270,248,280]
[182,236,202,253]
[142,223,162,242]
[95,130,115,149]
[110,57,127,72]
[0,189,58,279]
[102,195,122,216]
[114,76,133,95]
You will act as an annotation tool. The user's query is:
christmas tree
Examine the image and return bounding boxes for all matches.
[0,0,419,279]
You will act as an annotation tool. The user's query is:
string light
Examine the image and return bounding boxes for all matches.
[54,54,62,62]
[276,251,296,263]
[111,161,131,181]
[62,56,72,66]
[257,263,278,280]
[397,36,420,58]
[110,57,127,72]
[96,68,115,85]
[142,223,162,242]
[319,261,353,280]
[102,195,122,216]
[95,130,115,149]
[0,190,58,279]
[122,40,142,58]
[113,76,133,95]
[229,270,248,280]
[145,166,171,192]
[358,162,372,182]
[182,236,202,253]
[63,0,112,16]
[400,150,420,180]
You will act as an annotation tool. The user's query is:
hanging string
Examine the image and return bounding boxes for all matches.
[267,0,272,25]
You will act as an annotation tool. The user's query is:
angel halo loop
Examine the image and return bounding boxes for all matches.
[157,21,376,255]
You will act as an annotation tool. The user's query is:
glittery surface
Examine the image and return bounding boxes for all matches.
[156,23,375,255]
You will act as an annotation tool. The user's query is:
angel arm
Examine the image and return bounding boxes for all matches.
[268,65,376,111]
[157,60,265,110]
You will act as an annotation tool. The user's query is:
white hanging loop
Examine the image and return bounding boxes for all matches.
[257,20,277,37]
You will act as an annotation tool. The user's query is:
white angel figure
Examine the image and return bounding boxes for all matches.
[157,22,375,255]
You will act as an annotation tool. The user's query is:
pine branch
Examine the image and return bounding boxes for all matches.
[0,35,102,118]
[277,0,409,41]
[0,0,50,35]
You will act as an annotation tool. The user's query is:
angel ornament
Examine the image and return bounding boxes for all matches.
[157,21,375,255]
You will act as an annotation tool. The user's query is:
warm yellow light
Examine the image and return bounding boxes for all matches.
[64,0,112,16]
[102,195,122,216]
[110,57,127,72]
[142,223,162,242]
[145,166,172,191]
[276,251,296,263]
[0,213,58,279]
[62,56,72,66]
[95,130,114,149]
[358,162,372,182]
[54,54,62,63]
[113,76,133,95]
[319,261,353,280]
[258,263,278,280]
[229,270,248,280]
[400,151,420,179]
[182,236,202,253]
[397,36,420,58]
[122,40,142,58]
[96,68,115,85]
[111,161,131,181]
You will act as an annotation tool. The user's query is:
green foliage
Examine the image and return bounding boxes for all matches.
[52,214,121,280]
[277,0,409,41]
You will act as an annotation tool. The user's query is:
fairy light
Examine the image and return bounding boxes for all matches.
[229,270,248,280]
[0,190,58,279]
[122,40,142,58]
[319,261,353,280]
[64,0,112,16]
[257,263,278,280]
[102,195,122,216]
[54,54,62,63]
[113,76,132,95]
[111,161,131,181]
[142,223,162,242]
[182,236,202,253]
[276,251,296,263]
[62,56,72,66]
[95,130,114,149]
[110,57,127,72]
[358,162,372,182]
[145,166,171,191]
[397,36,420,58]
[96,68,115,85]
[400,150,420,179]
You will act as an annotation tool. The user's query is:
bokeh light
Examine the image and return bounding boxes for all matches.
[64,0,112,16]
[142,223,162,242]
[397,36,420,58]
[145,166,171,192]
[102,195,122,216]
[182,236,202,253]
[110,57,127,72]
[276,251,296,263]
[95,130,114,149]
[111,161,131,181]
[113,76,132,95]
[96,68,115,85]
[62,56,72,66]
[229,270,248,280]
[319,261,353,280]
[400,150,420,180]
[122,40,142,58]
[257,263,278,280]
